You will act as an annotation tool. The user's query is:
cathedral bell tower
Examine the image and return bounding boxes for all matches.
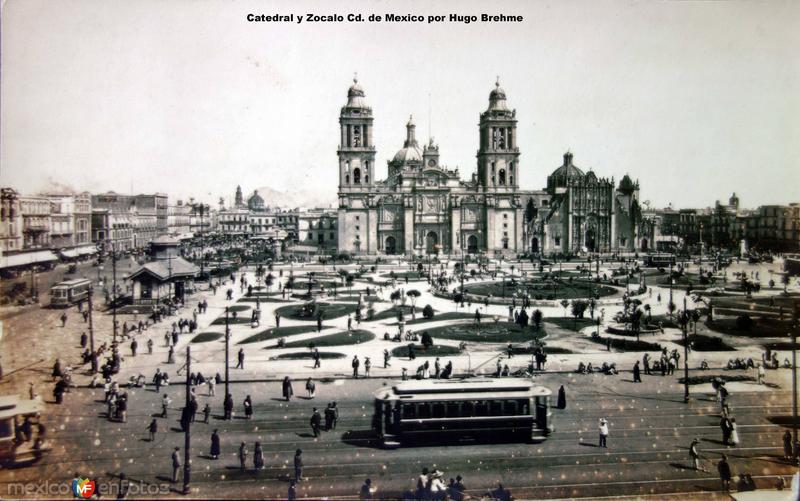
[338,77,376,192]
[477,78,520,192]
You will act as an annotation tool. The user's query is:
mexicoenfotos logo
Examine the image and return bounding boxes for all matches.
[71,477,96,498]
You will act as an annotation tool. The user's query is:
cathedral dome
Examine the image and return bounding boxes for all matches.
[346,77,368,108]
[547,151,585,191]
[618,174,636,195]
[392,115,422,164]
[247,190,265,211]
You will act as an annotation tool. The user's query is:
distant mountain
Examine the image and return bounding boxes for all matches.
[252,186,337,210]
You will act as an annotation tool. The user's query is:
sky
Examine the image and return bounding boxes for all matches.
[1,0,799,209]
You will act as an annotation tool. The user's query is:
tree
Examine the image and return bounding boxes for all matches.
[265,273,274,291]
[644,303,652,323]
[406,289,421,308]
[421,331,434,348]
[345,274,354,294]
[532,309,543,332]
[422,304,435,319]
[389,290,401,306]
[571,300,588,327]
[453,292,464,310]
[560,299,569,318]
[516,308,529,327]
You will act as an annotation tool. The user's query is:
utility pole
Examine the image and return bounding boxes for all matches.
[183,346,191,495]
[792,302,798,465]
[683,295,690,403]
[112,248,118,344]
[224,307,230,398]
[88,286,96,373]
[669,261,674,318]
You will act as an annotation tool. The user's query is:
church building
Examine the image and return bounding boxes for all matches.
[334,78,647,256]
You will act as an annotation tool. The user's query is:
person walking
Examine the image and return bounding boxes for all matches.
[80,332,88,349]
[633,361,642,383]
[147,419,158,442]
[434,358,441,379]
[717,454,732,491]
[720,416,732,445]
[130,340,138,357]
[147,338,154,355]
[294,449,303,482]
[557,385,567,409]
[171,447,181,483]
[207,377,216,396]
[210,430,221,459]
[238,442,248,471]
[253,442,264,471]
[224,393,234,420]
[352,355,360,379]
[383,349,391,368]
[203,403,211,424]
[282,377,294,401]
[313,350,321,369]
[243,395,253,420]
[364,357,371,377]
[598,418,609,448]
[730,418,740,446]
[689,438,705,471]
[236,348,244,369]
[306,378,316,399]
[784,430,794,461]
[161,394,171,418]
[757,363,765,385]
[60,312,68,327]
[310,408,322,437]
[643,353,651,375]
[324,403,334,431]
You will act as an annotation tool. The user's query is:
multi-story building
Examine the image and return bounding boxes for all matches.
[44,195,75,249]
[19,196,51,249]
[297,209,338,253]
[0,188,23,253]
[92,208,134,251]
[74,192,92,247]
[92,192,168,250]
[168,200,192,237]
[745,204,800,252]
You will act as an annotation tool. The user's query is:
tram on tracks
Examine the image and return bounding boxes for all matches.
[372,378,552,448]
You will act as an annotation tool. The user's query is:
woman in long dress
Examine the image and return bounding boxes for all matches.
[244,395,253,419]
[253,442,264,471]
[730,418,740,446]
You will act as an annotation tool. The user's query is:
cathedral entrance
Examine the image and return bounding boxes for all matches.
[385,236,397,255]
[531,237,539,254]
[641,238,649,252]
[467,235,478,254]
[585,229,596,252]
[425,232,439,255]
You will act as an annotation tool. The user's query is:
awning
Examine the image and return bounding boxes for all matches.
[76,246,98,256]
[0,250,59,269]
[60,249,80,258]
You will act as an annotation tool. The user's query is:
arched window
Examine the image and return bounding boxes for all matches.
[345,174,350,184]
[365,174,369,184]
[510,175,514,185]
[353,168,361,184]
[499,169,506,185]
[509,162,514,172]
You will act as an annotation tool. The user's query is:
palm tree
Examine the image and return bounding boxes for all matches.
[560,298,569,318]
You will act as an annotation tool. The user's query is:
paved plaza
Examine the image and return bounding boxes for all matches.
[0,256,798,499]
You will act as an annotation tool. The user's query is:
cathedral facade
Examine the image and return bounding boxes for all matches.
[335,78,647,257]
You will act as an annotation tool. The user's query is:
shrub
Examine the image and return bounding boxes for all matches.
[422,304,435,319]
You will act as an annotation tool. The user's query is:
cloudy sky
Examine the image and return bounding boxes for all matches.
[1,0,798,209]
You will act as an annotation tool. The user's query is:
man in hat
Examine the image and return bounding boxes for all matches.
[294,449,303,482]
[599,418,609,448]
[359,478,374,500]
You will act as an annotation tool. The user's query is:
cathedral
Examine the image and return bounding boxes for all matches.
[335,78,648,256]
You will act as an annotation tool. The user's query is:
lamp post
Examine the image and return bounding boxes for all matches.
[682,295,690,403]
[183,346,192,495]
[224,307,230,399]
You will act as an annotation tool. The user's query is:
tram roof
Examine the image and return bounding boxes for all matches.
[375,378,551,401]
[0,395,43,420]
[51,278,92,288]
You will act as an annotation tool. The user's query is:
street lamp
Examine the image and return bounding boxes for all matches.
[682,295,690,403]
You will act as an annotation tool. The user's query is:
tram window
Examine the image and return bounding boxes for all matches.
[520,400,530,415]
[402,404,416,419]
[475,401,489,417]
[490,401,503,416]
[464,401,475,416]
[418,403,431,419]
[504,400,518,415]
[0,418,12,439]
[446,402,460,417]
[432,403,445,418]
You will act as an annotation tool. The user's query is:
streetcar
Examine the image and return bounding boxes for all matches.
[0,395,47,467]
[372,378,552,448]
[49,278,92,307]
